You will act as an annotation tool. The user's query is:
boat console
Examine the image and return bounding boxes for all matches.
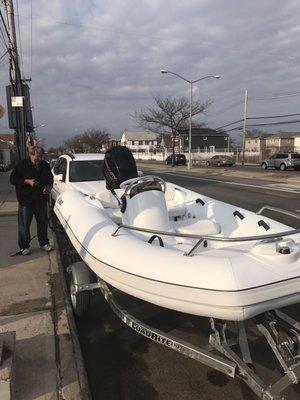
[103,147,173,237]
[120,176,172,238]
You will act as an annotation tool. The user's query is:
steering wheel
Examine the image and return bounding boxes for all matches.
[120,175,166,194]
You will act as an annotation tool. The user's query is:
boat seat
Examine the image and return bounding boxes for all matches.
[94,190,123,223]
[104,207,122,224]
[95,189,123,209]
[174,219,221,236]
[166,202,187,219]
[165,185,187,219]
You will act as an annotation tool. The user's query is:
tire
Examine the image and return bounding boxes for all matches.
[261,163,267,170]
[69,275,90,317]
[206,161,210,166]
[279,163,286,171]
[217,162,221,167]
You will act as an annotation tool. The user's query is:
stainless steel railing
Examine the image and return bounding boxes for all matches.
[256,205,300,221]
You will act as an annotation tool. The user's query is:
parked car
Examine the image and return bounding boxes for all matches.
[165,154,186,166]
[206,155,235,167]
[261,152,300,171]
[51,153,105,201]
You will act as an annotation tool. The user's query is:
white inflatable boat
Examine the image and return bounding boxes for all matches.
[54,147,300,322]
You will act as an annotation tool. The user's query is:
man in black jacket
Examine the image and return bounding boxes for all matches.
[10,145,54,255]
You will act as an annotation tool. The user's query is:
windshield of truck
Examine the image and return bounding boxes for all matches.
[69,160,104,182]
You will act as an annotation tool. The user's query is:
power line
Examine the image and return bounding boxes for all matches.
[247,112,300,120]
[30,0,32,78]
[209,99,242,117]
[0,9,9,51]
[215,112,300,130]
[250,93,300,101]
[15,0,24,76]
[0,49,8,61]
[215,119,243,130]
[223,119,300,133]
[247,119,300,128]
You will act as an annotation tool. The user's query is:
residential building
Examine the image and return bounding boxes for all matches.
[101,139,121,151]
[245,137,266,152]
[295,134,300,151]
[0,133,14,145]
[180,128,230,152]
[160,133,181,152]
[120,130,157,152]
[265,132,300,153]
[0,133,16,170]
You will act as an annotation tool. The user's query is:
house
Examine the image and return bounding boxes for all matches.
[0,133,16,170]
[0,133,14,145]
[265,132,300,153]
[101,139,121,152]
[295,134,300,152]
[160,133,181,152]
[179,128,230,152]
[245,137,266,152]
[120,130,157,153]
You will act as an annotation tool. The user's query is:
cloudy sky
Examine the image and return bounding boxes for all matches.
[1,0,300,147]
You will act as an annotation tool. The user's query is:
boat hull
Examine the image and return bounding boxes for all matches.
[54,189,300,321]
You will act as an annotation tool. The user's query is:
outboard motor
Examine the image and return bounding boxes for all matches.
[103,146,138,191]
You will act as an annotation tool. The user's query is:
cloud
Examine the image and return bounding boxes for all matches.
[0,0,300,146]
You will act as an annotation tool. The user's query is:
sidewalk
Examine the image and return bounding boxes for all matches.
[0,171,90,400]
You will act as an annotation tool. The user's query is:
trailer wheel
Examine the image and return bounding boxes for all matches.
[69,275,90,317]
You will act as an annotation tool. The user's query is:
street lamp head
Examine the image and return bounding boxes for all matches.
[160,69,168,74]
[213,75,221,79]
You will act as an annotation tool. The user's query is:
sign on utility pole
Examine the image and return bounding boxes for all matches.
[4,0,27,160]
[11,96,23,107]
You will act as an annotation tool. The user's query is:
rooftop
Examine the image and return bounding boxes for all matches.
[122,130,157,140]
[63,153,105,161]
[0,133,14,143]
[180,128,229,137]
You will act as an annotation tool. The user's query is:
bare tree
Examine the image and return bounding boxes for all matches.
[47,146,65,154]
[246,128,268,138]
[64,129,110,153]
[132,95,212,165]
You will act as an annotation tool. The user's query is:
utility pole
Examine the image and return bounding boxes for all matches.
[4,0,27,160]
[241,89,248,166]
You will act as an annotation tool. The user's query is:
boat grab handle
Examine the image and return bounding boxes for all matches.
[112,223,300,247]
[256,205,300,221]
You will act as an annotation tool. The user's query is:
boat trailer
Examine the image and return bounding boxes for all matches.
[67,261,300,400]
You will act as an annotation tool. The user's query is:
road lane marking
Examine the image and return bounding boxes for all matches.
[159,172,300,194]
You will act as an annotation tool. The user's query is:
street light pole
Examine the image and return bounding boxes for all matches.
[161,70,220,169]
[241,89,248,166]
[189,81,192,169]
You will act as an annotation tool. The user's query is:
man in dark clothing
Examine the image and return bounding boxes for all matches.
[10,145,53,255]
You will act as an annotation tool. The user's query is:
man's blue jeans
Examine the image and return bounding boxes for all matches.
[18,202,49,250]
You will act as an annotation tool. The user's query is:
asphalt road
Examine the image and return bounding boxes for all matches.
[55,169,300,400]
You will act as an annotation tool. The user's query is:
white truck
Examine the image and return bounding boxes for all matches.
[51,153,106,201]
